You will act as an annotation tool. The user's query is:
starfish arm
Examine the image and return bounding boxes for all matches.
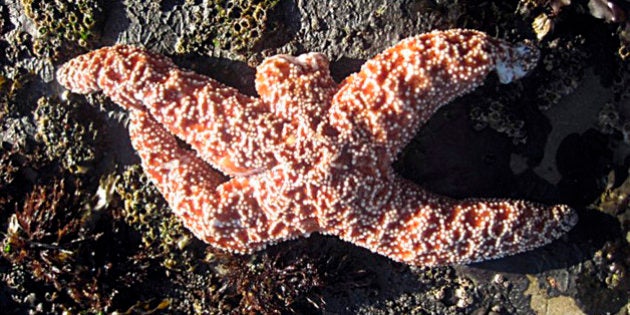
[330,29,539,158]
[330,177,577,266]
[127,110,304,252]
[57,45,284,176]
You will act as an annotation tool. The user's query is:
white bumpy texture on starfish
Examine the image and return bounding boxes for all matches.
[57,29,577,266]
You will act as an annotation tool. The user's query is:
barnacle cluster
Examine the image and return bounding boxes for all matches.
[535,37,588,111]
[33,96,100,174]
[115,165,202,271]
[175,0,280,55]
[0,25,46,83]
[470,101,527,144]
[0,92,102,220]
[354,267,518,314]
[598,102,630,143]
[20,0,103,58]
[598,62,630,142]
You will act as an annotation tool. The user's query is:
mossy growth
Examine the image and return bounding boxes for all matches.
[176,0,281,55]
[1,178,115,312]
[20,0,103,59]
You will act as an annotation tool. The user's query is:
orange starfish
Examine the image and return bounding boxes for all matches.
[57,29,577,266]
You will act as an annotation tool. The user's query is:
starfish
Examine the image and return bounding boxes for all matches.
[57,29,577,266]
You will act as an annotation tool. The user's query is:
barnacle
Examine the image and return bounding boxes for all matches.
[20,0,103,59]
[174,0,281,55]
[597,61,630,142]
[32,97,100,174]
[115,165,201,271]
[470,101,528,144]
[535,37,588,111]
